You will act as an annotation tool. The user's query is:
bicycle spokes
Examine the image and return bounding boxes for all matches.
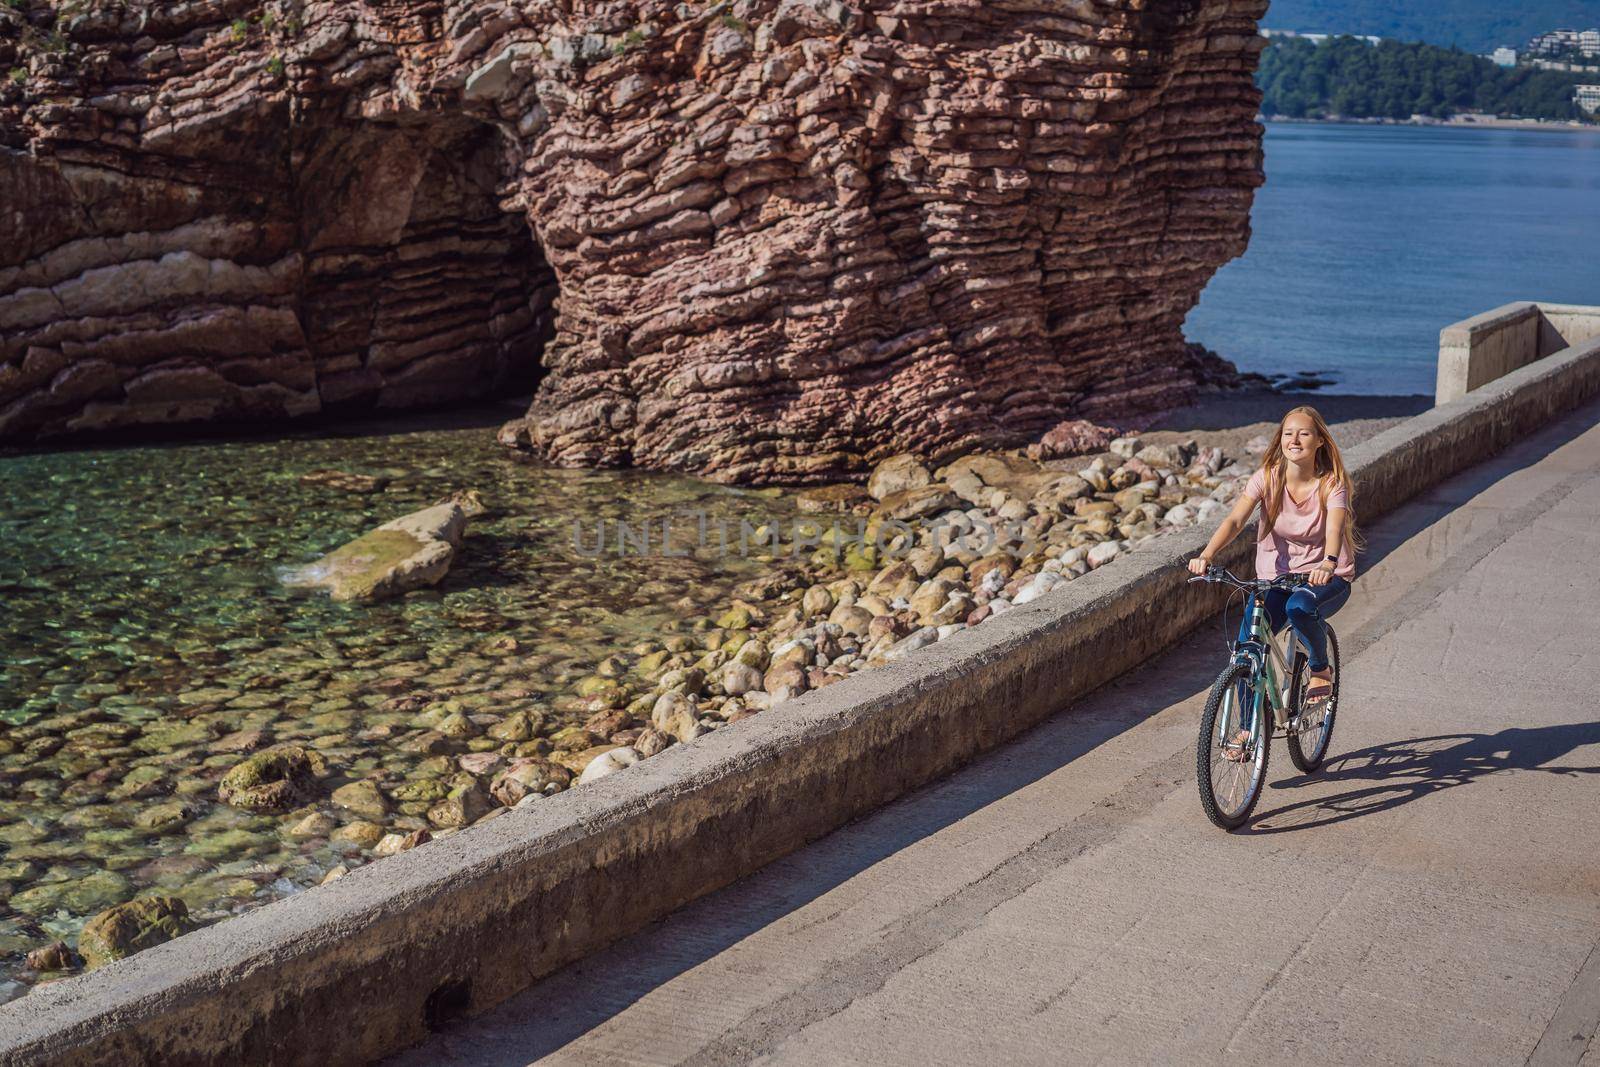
[1209,675,1260,814]
[1297,702,1326,739]
[1288,643,1338,773]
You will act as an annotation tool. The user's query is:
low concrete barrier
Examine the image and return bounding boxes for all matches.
[6,334,1600,1067]
[1436,300,1600,404]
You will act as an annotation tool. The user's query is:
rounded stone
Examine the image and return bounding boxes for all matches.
[10,870,132,918]
[217,747,325,812]
[78,896,194,970]
[330,780,390,821]
[330,821,386,849]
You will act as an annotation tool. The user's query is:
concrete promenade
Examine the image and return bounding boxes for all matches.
[395,399,1600,1066]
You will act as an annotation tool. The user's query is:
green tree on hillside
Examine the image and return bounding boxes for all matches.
[1258,37,1590,122]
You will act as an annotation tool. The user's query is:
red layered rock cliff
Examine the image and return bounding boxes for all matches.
[1,0,1265,481]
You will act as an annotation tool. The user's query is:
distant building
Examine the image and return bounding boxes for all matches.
[1575,85,1600,115]
[1529,56,1600,73]
[1528,28,1600,57]
[1492,47,1517,67]
[1528,29,1579,54]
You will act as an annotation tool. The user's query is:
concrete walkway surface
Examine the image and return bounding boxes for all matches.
[391,400,1600,1067]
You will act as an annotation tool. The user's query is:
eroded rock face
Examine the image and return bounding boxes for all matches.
[0,1,558,438]
[1,0,1266,481]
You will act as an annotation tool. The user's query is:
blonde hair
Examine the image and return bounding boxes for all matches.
[1257,405,1364,554]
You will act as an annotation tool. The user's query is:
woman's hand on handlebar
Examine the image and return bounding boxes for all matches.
[1308,561,1334,587]
[1187,556,1210,577]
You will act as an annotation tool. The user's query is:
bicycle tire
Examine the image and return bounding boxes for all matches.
[1287,625,1340,773]
[1196,661,1270,830]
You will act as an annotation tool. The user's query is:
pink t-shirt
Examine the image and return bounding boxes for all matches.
[1244,469,1355,579]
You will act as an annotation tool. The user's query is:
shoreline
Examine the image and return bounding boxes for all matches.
[1264,115,1600,134]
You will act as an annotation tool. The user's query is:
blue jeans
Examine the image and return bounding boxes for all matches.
[1237,577,1350,672]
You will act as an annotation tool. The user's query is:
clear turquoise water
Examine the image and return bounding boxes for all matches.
[0,418,804,994]
[1186,122,1600,395]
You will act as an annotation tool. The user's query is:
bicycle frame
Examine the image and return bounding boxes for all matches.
[1231,595,1307,730]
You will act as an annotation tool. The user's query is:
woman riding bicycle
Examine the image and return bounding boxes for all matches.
[1187,406,1360,716]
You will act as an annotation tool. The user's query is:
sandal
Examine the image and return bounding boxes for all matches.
[1305,673,1333,708]
[1221,729,1252,763]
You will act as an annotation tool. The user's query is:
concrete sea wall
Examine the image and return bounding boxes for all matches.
[5,330,1600,1066]
[1435,300,1600,404]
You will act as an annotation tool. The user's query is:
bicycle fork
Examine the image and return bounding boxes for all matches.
[1220,659,1265,754]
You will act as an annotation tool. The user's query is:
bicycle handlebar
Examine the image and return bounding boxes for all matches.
[1185,565,1308,593]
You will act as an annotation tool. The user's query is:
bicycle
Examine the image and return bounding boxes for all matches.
[1187,566,1342,829]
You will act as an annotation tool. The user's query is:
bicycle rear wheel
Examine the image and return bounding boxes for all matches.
[1287,626,1339,772]
[1196,662,1270,830]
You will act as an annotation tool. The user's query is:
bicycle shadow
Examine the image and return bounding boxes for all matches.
[1248,722,1600,833]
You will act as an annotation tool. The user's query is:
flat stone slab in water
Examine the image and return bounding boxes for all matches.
[279,499,471,602]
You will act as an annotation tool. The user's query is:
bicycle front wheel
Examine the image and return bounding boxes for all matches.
[1197,662,1270,830]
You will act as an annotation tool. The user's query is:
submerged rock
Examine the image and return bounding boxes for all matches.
[286,812,337,839]
[9,870,131,918]
[218,746,326,812]
[26,941,77,973]
[278,494,482,602]
[331,780,389,821]
[796,484,873,515]
[77,895,194,970]
[298,470,391,493]
[330,821,385,849]
[135,800,196,832]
